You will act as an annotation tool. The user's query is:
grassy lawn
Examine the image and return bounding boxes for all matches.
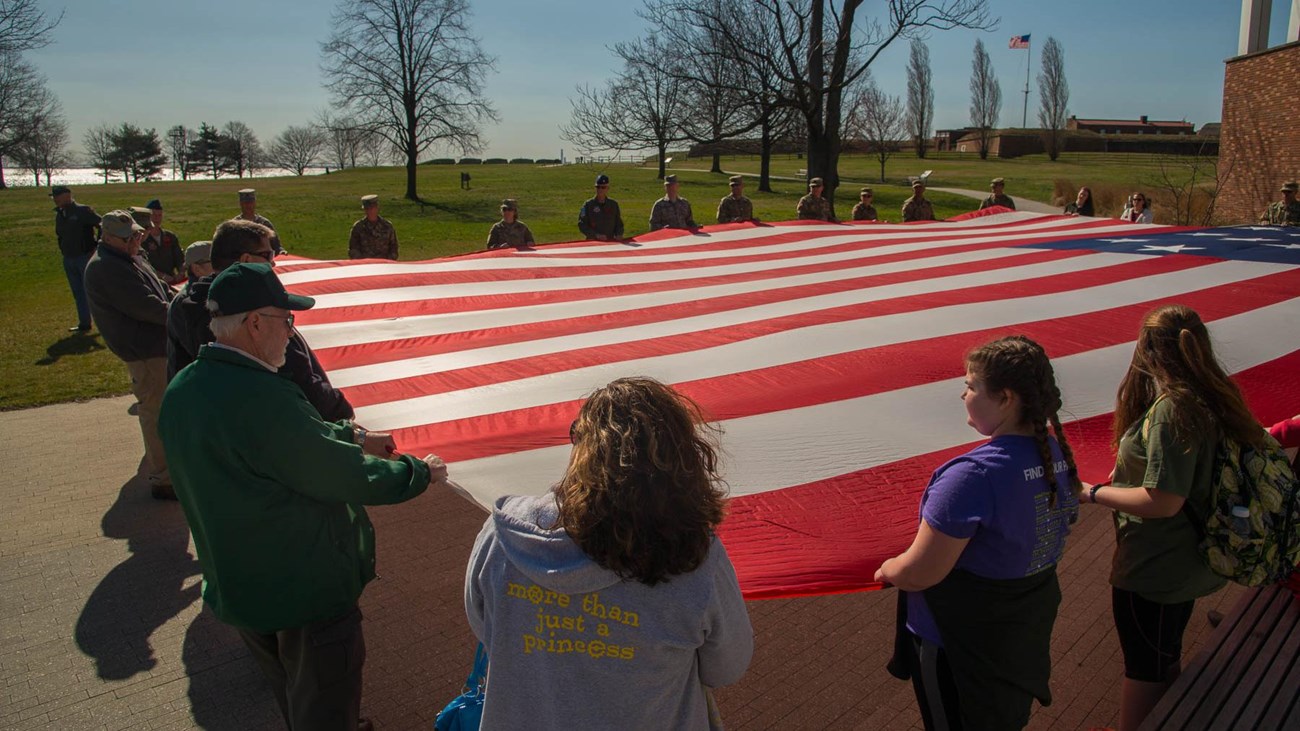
[2,160,984,410]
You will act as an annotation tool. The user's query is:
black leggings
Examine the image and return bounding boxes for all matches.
[1111,587,1194,683]
[906,633,964,731]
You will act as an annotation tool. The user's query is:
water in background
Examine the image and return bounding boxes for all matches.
[6,167,324,188]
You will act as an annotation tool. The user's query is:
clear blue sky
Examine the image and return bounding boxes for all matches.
[24,0,1296,162]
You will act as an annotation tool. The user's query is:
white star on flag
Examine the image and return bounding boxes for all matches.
[1187,232,1229,237]
[1244,226,1281,231]
[1138,244,1205,253]
[1223,237,1279,243]
[1100,238,1151,244]
[1265,243,1300,250]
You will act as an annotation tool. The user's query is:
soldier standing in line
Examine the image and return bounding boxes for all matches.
[486,199,536,249]
[902,180,936,222]
[1260,181,1300,226]
[649,174,697,231]
[716,175,758,224]
[140,199,186,285]
[851,187,879,221]
[51,185,101,332]
[578,174,625,241]
[235,189,284,254]
[796,177,835,221]
[979,177,1017,211]
[348,195,399,260]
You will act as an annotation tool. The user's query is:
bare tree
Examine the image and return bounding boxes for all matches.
[321,0,498,200]
[651,0,991,212]
[83,124,118,184]
[1144,142,1225,226]
[0,53,58,188]
[969,38,1001,160]
[222,121,263,178]
[14,105,68,186]
[845,74,906,182]
[315,109,369,170]
[561,33,688,180]
[0,0,63,55]
[267,125,326,176]
[166,126,193,180]
[1037,36,1069,161]
[905,39,934,158]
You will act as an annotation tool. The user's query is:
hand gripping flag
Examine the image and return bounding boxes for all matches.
[1010,34,1030,49]
[277,211,1300,599]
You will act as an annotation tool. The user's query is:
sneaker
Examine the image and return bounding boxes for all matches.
[127,402,139,416]
[69,324,91,333]
[151,483,178,501]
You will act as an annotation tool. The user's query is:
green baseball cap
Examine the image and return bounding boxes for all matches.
[208,263,315,316]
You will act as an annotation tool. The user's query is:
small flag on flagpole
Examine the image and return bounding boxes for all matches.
[1009,34,1030,49]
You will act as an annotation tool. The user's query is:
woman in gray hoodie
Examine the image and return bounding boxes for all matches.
[464,377,754,730]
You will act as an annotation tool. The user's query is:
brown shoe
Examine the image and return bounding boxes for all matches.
[151,483,178,501]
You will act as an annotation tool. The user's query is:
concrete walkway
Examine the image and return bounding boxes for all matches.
[0,395,1245,730]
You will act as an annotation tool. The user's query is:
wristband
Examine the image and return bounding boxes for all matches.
[354,427,368,447]
[1089,482,1107,504]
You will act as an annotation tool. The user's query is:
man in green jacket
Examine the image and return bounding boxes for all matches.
[159,263,446,731]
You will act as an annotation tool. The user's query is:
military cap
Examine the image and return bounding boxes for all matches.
[500,198,518,211]
[808,177,824,188]
[209,263,315,317]
[1282,181,1299,193]
[860,187,874,195]
[129,207,153,227]
[990,177,1005,186]
[911,179,925,188]
[238,188,257,201]
[184,241,213,267]
[664,174,678,185]
[145,198,163,210]
[101,210,145,239]
[361,194,379,208]
[49,185,71,197]
[728,175,743,185]
[594,174,610,186]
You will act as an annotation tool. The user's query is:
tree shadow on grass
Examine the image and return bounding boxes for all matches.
[410,196,500,223]
[35,332,105,366]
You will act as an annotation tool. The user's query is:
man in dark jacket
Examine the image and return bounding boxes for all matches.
[51,185,101,332]
[83,210,175,498]
[165,219,355,421]
[159,263,447,731]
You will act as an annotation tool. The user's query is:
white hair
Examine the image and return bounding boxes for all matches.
[208,313,245,341]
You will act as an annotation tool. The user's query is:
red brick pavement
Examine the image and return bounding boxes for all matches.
[0,395,1247,730]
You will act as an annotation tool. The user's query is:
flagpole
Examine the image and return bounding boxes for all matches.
[1022,37,1031,128]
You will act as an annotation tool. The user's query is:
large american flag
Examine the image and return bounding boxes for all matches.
[276,210,1300,599]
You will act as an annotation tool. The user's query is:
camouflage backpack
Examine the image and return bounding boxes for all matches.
[1196,433,1300,586]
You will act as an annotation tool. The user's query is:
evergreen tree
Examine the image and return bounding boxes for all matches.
[109,123,166,182]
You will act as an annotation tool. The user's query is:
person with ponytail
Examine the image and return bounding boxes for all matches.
[877,335,1082,730]
[1080,305,1266,731]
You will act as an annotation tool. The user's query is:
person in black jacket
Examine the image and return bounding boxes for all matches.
[165,219,354,422]
[51,185,101,332]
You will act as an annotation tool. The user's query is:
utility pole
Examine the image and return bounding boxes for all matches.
[1022,38,1031,128]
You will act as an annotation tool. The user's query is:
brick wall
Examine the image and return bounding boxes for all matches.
[1218,41,1300,224]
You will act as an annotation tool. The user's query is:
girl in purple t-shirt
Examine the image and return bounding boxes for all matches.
[876,335,1082,730]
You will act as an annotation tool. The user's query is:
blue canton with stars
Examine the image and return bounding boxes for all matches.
[1019,225,1300,265]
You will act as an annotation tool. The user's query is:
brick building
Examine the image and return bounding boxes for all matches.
[1066,116,1195,135]
[1217,0,1300,223]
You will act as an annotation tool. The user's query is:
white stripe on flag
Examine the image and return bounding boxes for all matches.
[445,298,1300,507]
[352,260,1290,429]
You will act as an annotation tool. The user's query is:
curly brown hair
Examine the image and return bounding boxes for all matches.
[555,377,727,586]
[967,335,1082,504]
[1112,305,1265,449]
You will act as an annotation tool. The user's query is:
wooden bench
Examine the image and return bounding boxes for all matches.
[1139,583,1300,730]
[795,168,806,178]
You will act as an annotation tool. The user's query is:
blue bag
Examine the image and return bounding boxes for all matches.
[434,643,488,731]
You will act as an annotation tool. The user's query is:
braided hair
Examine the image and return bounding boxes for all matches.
[967,336,1082,505]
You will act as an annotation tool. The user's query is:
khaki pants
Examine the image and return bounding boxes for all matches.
[125,358,169,486]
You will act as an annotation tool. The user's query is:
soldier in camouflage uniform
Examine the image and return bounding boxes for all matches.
[649,174,697,230]
[851,187,878,221]
[902,181,936,222]
[235,189,284,254]
[979,177,1017,211]
[140,199,186,285]
[717,175,758,224]
[578,174,625,241]
[348,195,399,260]
[486,199,536,249]
[797,177,835,221]
[1260,181,1300,226]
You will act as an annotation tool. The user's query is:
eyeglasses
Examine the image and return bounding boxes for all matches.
[247,249,274,261]
[256,312,294,327]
